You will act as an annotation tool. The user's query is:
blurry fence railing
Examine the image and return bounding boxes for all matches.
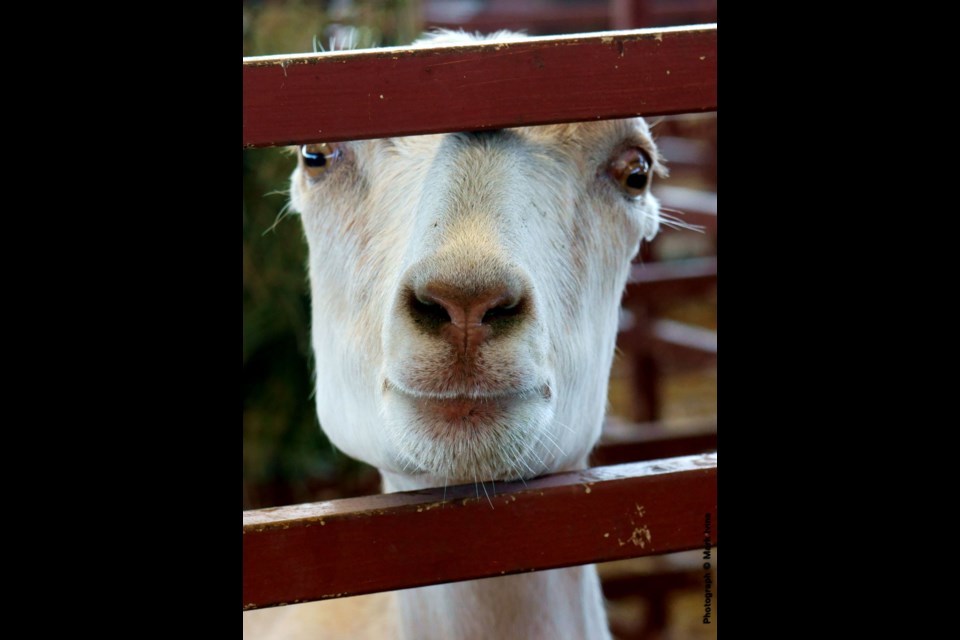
[243,24,717,613]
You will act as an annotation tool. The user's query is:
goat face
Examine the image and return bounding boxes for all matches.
[291,120,661,487]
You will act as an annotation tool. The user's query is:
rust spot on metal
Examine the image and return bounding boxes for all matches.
[619,525,653,548]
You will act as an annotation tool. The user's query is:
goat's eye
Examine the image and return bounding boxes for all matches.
[300,143,339,178]
[607,148,653,198]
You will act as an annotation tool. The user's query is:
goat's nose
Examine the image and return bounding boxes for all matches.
[408,281,527,355]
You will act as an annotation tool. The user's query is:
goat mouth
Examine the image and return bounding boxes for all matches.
[412,394,528,425]
[383,381,557,481]
[385,382,551,429]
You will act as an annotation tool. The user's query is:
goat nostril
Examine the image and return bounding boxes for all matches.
[407,283,528,340]
[480,297,526,338]
[481,299,523,324]
[408,290,451,331]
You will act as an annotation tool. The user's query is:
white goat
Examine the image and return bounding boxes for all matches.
[245,31,663,640]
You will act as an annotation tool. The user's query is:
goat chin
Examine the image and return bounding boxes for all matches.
[251,29,663,640]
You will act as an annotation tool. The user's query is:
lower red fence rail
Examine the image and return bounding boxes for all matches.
[243,453,717,610]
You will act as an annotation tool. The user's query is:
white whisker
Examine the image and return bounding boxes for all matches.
[539,430,567,458]
[479,479,494,509]
[505,437,537,481]
[657,207,706,232]
[554,420,576,435]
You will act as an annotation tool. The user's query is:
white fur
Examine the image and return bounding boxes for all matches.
[251,31,662,640]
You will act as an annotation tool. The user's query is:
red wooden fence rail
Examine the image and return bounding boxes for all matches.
[593,417,717,466]
[626,256,717,300]
[243,24,717,148]
[244,453,716,610]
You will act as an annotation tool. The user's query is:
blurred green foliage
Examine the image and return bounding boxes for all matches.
[243,0,421,507]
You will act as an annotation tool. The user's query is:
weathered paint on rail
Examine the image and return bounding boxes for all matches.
[243,25,717,147]
[243,454,717,610]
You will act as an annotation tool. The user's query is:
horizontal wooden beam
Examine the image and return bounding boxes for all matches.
[652,318,717,362]
[243,454,717,610]
[243,25,717,148]
[593,417,717,466]
[625,256,717,302]
[602,569,702,600]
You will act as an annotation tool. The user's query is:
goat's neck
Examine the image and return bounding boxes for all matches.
[395,566,610,640]
[381,473,611,640]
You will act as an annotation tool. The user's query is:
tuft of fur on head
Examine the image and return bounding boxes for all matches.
[411,29,526,47]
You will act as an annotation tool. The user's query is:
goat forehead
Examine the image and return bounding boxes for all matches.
[430,135,534,198]
[520,119,648,145]
[384,118,651,164]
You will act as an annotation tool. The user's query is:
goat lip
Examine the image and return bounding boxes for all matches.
[386,382,550,424]
[414,395,511,423]
[386,381,549,403]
